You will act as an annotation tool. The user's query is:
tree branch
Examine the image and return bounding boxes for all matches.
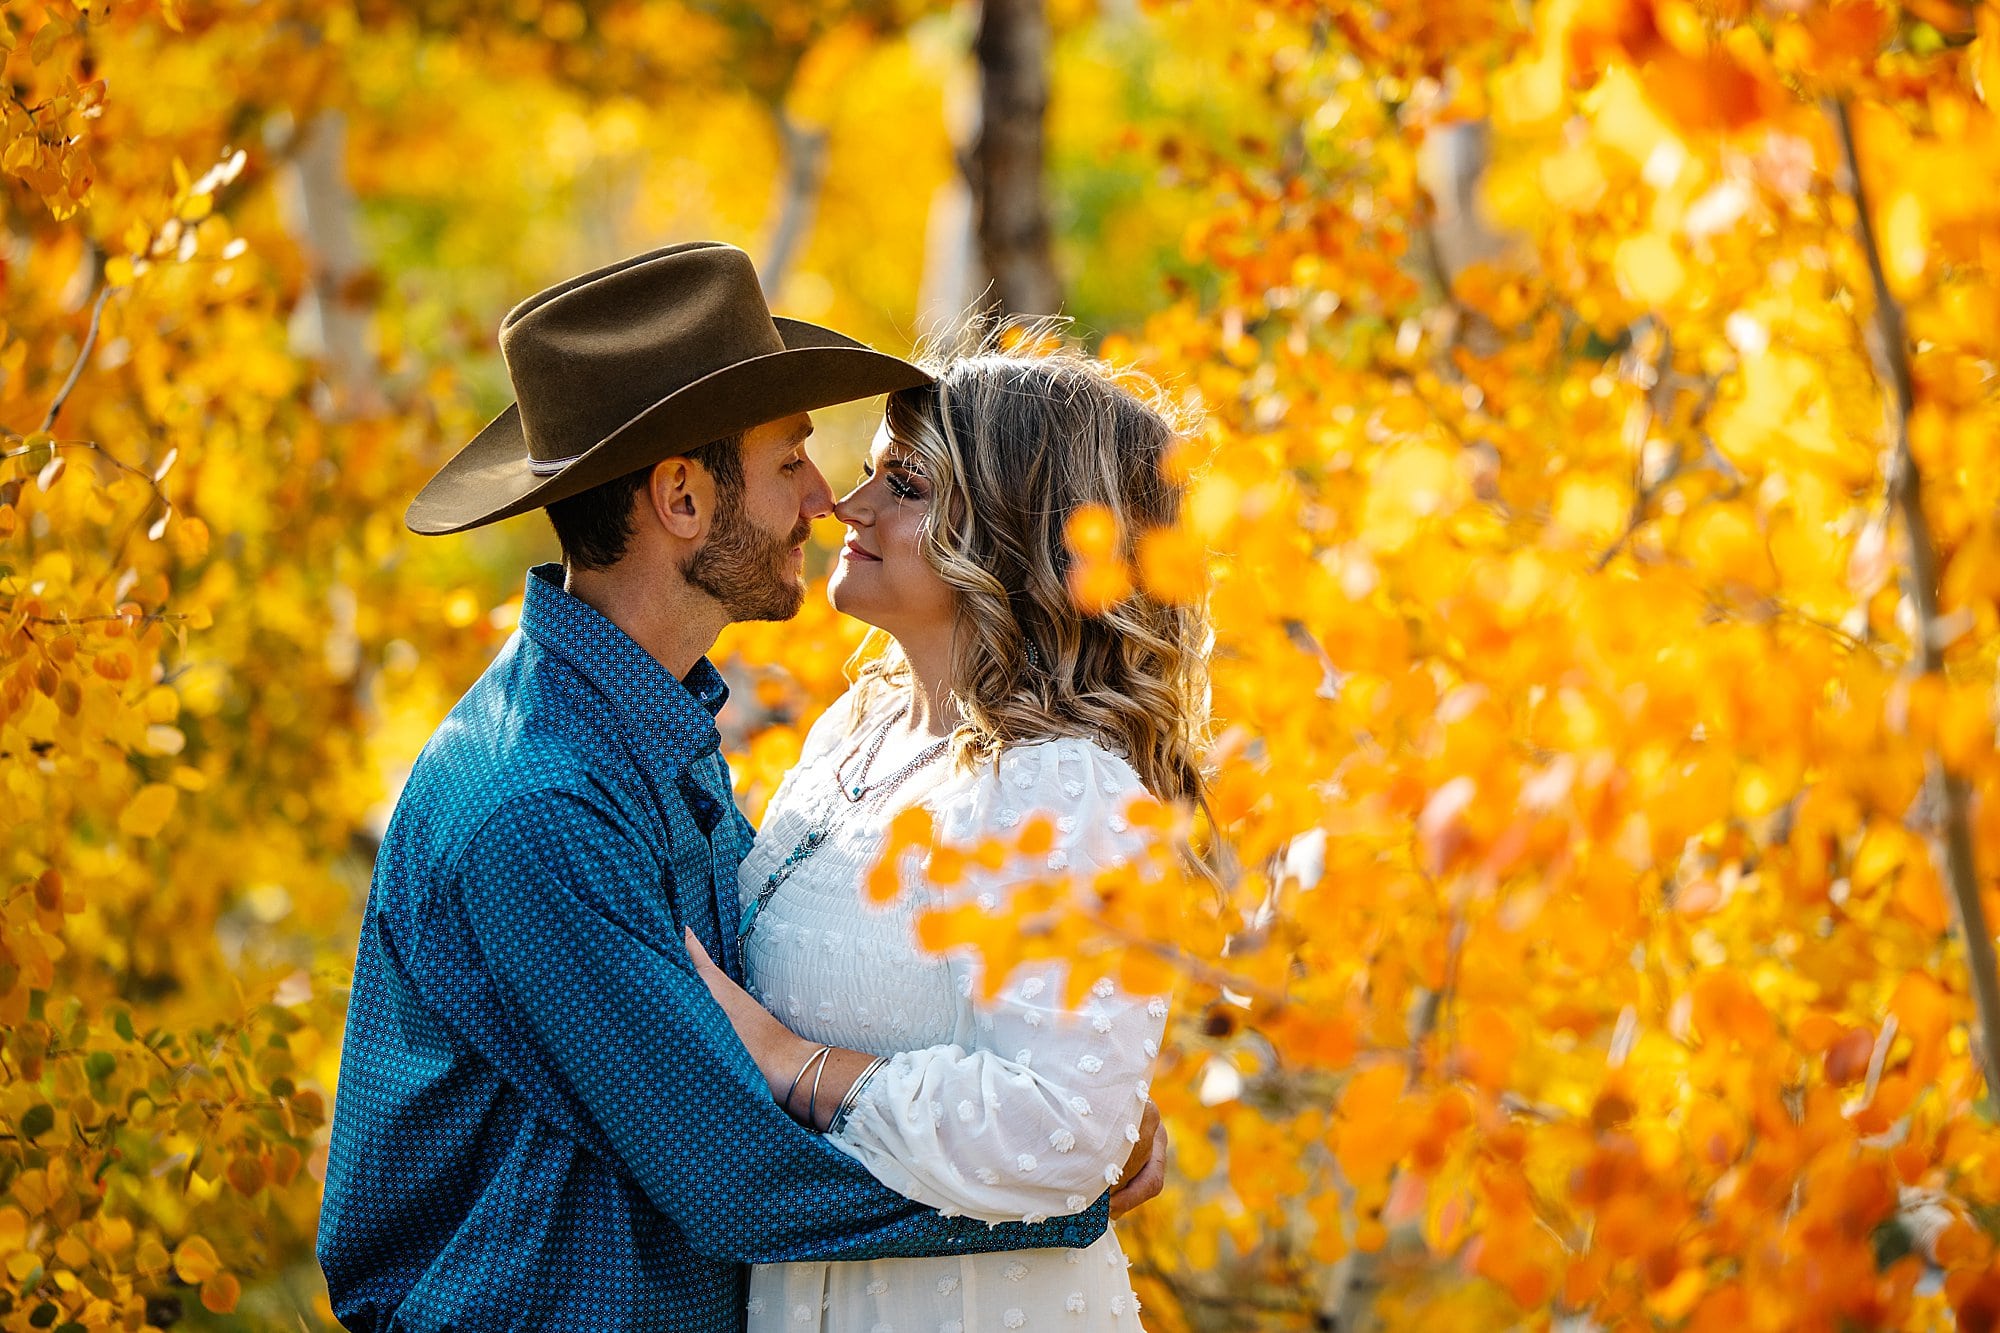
[1830,96,2000,1108]
[41,284,112,434]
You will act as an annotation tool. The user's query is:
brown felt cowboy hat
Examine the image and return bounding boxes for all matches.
[406,241,933,535]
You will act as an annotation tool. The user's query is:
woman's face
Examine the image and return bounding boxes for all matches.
[828,419,954,640]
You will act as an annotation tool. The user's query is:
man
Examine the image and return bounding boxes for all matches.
[317,243,1163,1332]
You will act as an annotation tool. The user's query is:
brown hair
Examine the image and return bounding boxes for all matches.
[854,328,1211,807]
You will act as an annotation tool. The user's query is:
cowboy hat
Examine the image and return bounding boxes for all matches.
[406,241,932,535]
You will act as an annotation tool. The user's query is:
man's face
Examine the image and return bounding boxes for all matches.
[681,412,834,623]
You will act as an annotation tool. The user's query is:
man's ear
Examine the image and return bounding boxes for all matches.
[642,456,712,542]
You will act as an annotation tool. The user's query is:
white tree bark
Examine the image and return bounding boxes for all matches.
[280,111,381,418]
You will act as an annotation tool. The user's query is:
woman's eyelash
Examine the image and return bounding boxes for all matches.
[861,461,925,501]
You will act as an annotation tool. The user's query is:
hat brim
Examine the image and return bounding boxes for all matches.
[406,318,931,536]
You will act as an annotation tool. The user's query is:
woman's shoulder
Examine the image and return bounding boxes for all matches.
[934,732,1145,833]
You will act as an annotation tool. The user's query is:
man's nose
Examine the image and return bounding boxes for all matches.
[799,457,836,521]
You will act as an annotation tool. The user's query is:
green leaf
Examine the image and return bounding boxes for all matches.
[19,1103,53,1139]
[84,1051,114,1081]
[112,1009,134,1042]
[1870,1216,1913,1270]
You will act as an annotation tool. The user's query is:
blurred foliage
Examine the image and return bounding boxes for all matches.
[8,0,2000,1330]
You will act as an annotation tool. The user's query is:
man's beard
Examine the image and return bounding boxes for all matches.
[682,496,812,623]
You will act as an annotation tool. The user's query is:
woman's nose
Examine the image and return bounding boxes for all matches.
[832,485,870,526]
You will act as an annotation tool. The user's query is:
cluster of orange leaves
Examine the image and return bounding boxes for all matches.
[706,0,2000,1328]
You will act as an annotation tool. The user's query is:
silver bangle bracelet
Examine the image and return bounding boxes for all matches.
[826,1056,887,1136]
[783,1045,833,1123]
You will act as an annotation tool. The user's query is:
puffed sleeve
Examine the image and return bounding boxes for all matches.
[827,739,1171,1225]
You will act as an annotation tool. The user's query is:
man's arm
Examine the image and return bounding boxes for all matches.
[440,788,1109,1264]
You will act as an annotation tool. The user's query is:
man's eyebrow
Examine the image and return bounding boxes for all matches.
[787,423,814,448]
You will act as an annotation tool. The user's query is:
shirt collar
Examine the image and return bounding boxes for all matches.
[517,563,728,774]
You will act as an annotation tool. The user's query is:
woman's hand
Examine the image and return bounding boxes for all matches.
[684,928,813,1102]
[1109,1098,1167,1218]
[684,927,875,1128]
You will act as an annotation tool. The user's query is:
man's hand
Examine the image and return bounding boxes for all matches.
[1109,1099,1166,1218]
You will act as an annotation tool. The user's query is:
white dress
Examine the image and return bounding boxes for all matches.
[738,690,1164,1333]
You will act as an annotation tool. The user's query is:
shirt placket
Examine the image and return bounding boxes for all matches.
[675,753,744,983]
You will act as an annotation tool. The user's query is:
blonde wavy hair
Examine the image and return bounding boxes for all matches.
[852,329,1211,807]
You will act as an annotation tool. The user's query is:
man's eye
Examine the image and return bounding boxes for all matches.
[783,459,806,474]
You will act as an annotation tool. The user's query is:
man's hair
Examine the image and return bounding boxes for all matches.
[546,432,744,570]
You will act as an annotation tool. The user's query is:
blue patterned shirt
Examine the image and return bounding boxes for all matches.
[318,564,1108,1332]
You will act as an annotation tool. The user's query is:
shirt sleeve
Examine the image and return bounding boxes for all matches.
[828,741,1172,1225]
[446,785,1109,1263]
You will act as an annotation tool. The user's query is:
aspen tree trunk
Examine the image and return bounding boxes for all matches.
[971,0,1061,317]
[282,111,382,418]
[759,111,830,299]
[918,60,981,336]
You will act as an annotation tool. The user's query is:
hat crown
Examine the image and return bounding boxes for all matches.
[498,242,786,465]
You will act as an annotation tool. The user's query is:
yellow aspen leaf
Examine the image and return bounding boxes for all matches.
[1135,526,1206,604]
[1879,190,1928,295]
[93,1216,131,1254]
[54,1235,89,1268]
[1613,234,1686,307]
[226,1153,266,1196]
[925,844,966,888]
[171,1236,218,1284]
[864,854,902,905]
[1551,473,1627,545]
[0,1206,24,1252]
[1493,50,1564,131]
[200,1272,240,1314]
[1067,556,1132,615]
[1015,815,1055,858]
[117,784,178,839]
[1336,1061,1406,1128]
[1539,145,1608,211]
[1682,503,1772,590]
[28,20,66,64]
[1691,970,1775,1050]
[1064,504,1121,558]
[134,1239,169,1275]
[1,136,37,175]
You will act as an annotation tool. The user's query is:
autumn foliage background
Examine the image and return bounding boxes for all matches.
[8,0,2000,1327]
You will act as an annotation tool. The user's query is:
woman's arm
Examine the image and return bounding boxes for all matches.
[685,926,1163,1197]
[683,927,875,1129]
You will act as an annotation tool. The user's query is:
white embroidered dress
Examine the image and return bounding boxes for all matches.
[739,691,1163,1333]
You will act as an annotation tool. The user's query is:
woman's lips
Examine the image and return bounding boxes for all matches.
[842,539,881,562]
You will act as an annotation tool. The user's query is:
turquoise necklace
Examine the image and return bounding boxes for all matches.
[738,705,949,944]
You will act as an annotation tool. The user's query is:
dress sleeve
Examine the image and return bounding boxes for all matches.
[828,741,1172,1225]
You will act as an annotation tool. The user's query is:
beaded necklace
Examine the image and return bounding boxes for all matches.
[738,705,949,945]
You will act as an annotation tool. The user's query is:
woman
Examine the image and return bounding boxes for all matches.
[687,337,1210,1331]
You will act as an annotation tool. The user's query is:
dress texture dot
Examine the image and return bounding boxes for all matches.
[317,566,1108,1332]
[741,689,1163,1331]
